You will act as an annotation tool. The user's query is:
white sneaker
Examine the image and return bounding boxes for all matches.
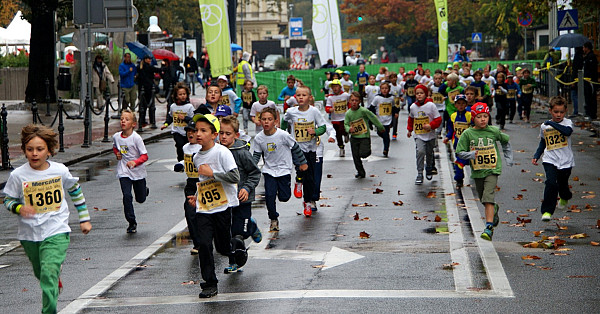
[339,148,345,157]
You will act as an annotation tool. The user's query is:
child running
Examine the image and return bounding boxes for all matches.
[505,75,521,124]
[3,124,92,314]
[370,81,397,157]
[407,85,442,184]
[341,70,354,93]
[216,76,242,116]
[532,96,573,221]
[493,72,508,129]
[364,75,380,108]
[113,109,149,233]
[443,94,472,188]
[456,103,513,241]
[173,120,203,254]
[240,79,257,133]
[282,86,327,216]
[250,85,279,134]
[187,114,239,298]
[219,116,262,272]
[161,82,195,161]
[325,79,350,157]
[195,84,221,115]
[518,69,536,122]
[345,91,385,178]
[252,107,308,231]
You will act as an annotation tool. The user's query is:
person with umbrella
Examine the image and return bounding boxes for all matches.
[136,55,160,129]
[582,42,598,120]
[184,50,199,95]
[119,53,137,111]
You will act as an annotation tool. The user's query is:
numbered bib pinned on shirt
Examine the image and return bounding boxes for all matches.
[197,179,228,211]
[350,119,368,135]
[172,110,187,127]
[448,90,460,104]
[471,145,497,170]
[507,89,516,99]
[242,92,253,104]
[413,116,430,135]
[333,99,348,114]
[294,121,315,142]
[453,121,469,138]
[22,176,63,214]
[544,128,568,151]
[359,77,367,85]
[184,154,198,178]
[343,85,351,92]
[522,85,533,94]
[379,102,392,116]
[432,93,444,104]
[406,87,415,97]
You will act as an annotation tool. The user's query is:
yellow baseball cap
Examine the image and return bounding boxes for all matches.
[330,79,342,86]
[192,113,220,133]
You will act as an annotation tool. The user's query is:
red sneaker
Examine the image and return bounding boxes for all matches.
[303,202,312,217]
[294,181,303,198]
[58,278,63,294]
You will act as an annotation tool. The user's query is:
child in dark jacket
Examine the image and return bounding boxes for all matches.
[218,116,262,272]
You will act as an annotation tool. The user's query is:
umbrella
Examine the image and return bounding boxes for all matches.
[153,48,179,61]
[548,33,591,48]
[231,43,242,51]
[126,42,153,59]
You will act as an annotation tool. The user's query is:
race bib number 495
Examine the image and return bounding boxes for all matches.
[23,176,63,214]
[197,179,228,211]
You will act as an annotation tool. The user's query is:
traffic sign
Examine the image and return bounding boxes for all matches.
[471,33,482,43]
[289,17,303,38]
[518,12,533,27]
[558,9,578,31]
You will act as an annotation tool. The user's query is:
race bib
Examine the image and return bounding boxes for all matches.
[522,85,533,94]
[507,89,516,99]
[432,93,444,104]
[414,116,430,135]
[543,128,568,151]
[219,96,231,106]
[334,99,348,114]
[343,85,351,93]
[172,110,187,127]
[197,179,228,211]
[463,79,471,86]
[294,121,315,142]
[485,80,493,88]
[242,92,253,104]
[471,145,497,170]
[379,102,392,116]
[448,90,460,104]
[350,119,368,135]
[495,87,505,95]
[406,87,415,97]
[22,176,63,214]
[359,77,367,85]
[476,87,484,98]
[184,154,198,178]
[453,121,469,138]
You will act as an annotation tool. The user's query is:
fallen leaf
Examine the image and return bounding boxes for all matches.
[572,176,579,181]
[354,212,360,220]
[359,231,371,239]
[590,241,599,246]
[535,173,545,177]
[352,203,374,207]
[515,149,526,153]
[181,280,197,285]
[411,210,420,214]
[413,216,422,220]
[442,262,460,269]
[551,252,570,256]
[521,169,531,173]
[582,191,596,194]
[397,190,404,195]
[554,238,567,249]
[518,214,530,217]
[81,257,91,261]
[434,215,442,222]
[326,174,333,178]
[582,194,596,199]
[558,216,571,221]
[533,178,543,182]
[527,208,537,212]
[517,217,532,224]
[514,194,524,200]
[524,263,536,266]
[521,255,541,260]
[569,233,588,239]
[569,208,581,213]
[393,201,404,206]
[333,234,345,237]
[556,247,572,251]
[521,189,528,192]
[361,217,371,221]
[392,218,403,221]
[506,210,515,213]
[533,230,543,237]
[495,186,501,192]
[373,188,384,194]
[385,170,397,174]
[319,203,332,207]
[374,181,382,186]
[369,174,378,177]
[537,266,552,270]
[567,275,595,278]
[500,221,510,224]
[312,265,327,268]
[556,223,568,230]
[426,191,437,198]
[22,288,28,292]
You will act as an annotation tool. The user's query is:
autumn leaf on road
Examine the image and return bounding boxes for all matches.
[393,201,404,206]
[533,178,543,182]
[495,186,501,192]
[556,223,568,230]
[319,203,332,207]
[326,174,333,178]
[514,194,524,200]
[517,217,532,224]
[413,216,422,220]
[527,208,537,212]
[581,194,596,199]
[535,173,545,177]
[392,218,403,221]
[411,210,420,214]
[554,238,566,249]
[181,280,197,285]
[359,231,371,239]
[426,191,437,198]
[352,203,374,207]
[521,255,541,260]
[354,212,360,220]
[373,188,384,194]
[369,174,378,177]
[312,265,327,268]
[569,233,588,239]
[386,170,397,174]
[521,169,531,173]
[533,230,543,237]
[434,215,442,222]
[518,214,530,217]
[591,241,599,246]
[572,176,579,181]
[442,262,460,270]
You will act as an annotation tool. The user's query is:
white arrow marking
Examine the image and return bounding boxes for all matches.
[249,245,364,270]
[323,150,386,162]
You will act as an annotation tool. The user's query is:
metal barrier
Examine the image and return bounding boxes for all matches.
[1,103,12,170]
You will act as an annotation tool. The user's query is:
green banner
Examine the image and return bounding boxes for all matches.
[434,0,448,63]
[199,0,232,76]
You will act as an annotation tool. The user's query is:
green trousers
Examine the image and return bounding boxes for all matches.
[21,233,70,314]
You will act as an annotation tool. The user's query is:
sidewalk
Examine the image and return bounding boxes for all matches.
[0,87,207,189]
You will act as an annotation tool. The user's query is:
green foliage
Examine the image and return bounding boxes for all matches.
[274,57,290,71]
[527,49,546,60]
[0,50,29,67]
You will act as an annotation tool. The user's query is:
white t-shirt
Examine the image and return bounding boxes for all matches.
[192,144,239,214]
[482,76,497,92]
[365,85,380,107]
[420,75,433,86]
[375,73,386,82]
[168,103,195,136]
[283,106,327,152]
[460,75,475,86]
[428,83,446,112]
[390,84,402,108]
[326,92,350,122]
[177,143,202,178]
[409,101,441,141]
[317,123,336,158]
[3,161,80,241]
[540,119,574,169]
[371,94,395,126]
[250,100,277,133]
[113,131,148,180]
[285,96,298,108]
[340,78,354,93]
[251,128,297,177]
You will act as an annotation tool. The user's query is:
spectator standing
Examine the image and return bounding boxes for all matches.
[199,47,211,85]
[184,50,199,95]
[118,53,137,111]
[582,42,598,119]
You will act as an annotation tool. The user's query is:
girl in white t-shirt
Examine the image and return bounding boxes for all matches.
[161,82,195,161]
[113,110,149,233]
[3,124,91,314]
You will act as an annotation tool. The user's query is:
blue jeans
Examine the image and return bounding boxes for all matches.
[541,163,572,215]
[263,174,291,220]
[119,177,147,224]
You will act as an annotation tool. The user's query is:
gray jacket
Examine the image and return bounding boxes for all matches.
[228,139,261,204]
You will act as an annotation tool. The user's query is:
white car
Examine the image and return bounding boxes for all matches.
[262,54,283,71]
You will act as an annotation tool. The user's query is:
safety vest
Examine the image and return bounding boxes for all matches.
[236,60,253,85]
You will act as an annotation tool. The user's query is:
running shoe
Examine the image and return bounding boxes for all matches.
[541,212,552,222]
[303,202,312,217]
[269,219,279,232]
[415,173,424,185]
[224,264,240,274]
[481,227,494,241]
[493,203,500,227]
[251,218,262,243]
[294,181,303,198]
[557,198,568,211]
[199,286,218,298]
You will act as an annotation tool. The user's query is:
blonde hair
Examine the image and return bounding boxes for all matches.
[447,73,459,82]
[257,85,268,93]
[21,124,58,156]
[121,109,137,124]
[220,115,240,133]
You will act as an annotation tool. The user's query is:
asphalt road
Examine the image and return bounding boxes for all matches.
[0,103,599,313]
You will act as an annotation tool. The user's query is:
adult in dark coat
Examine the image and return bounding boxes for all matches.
[582,42,598,119]
[136,55,160,128]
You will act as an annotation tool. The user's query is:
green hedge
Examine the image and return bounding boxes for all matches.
[255,60,543,102]
[0,50,29,67]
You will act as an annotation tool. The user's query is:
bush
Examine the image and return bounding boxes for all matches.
[0,50,29,67]
[527,49,546,60]
[275,57,290,71]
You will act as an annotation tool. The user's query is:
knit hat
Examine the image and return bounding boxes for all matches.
[415,84,428,95]
[471,102,490,117]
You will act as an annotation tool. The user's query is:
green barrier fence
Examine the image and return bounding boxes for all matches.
[255,60,543,102]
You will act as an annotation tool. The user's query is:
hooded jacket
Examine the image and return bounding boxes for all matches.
[228,138,261,204]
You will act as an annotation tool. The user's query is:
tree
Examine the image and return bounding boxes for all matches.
[0,0,21,28]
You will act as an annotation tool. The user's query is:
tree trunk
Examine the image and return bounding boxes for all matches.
[506,32,521,61]
[25,1,57,103]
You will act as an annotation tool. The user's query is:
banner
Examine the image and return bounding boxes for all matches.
[312,0,343,66]
[199,0,232,76]
[434,0,448,63]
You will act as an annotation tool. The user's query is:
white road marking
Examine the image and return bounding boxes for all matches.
[249,246,364,269]
[0,241,20,257]
[86,289,506,308]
